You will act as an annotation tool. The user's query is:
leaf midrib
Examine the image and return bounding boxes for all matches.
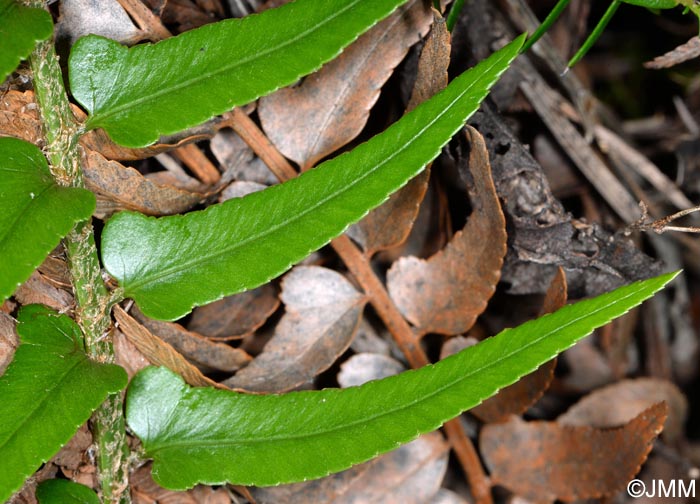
[124,49,510,295]
[87,0,366,127]
[147,282,645,452]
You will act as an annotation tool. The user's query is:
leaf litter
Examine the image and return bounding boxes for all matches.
[3,0,698,502]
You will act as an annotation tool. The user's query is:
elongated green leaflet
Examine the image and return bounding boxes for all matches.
[69,0,413,148]
[36,480,100,504]
[0,306,127,503]
[101,35,525,321]
[0,0,52,83]
[0,137,95,302]
[127,271,679,489]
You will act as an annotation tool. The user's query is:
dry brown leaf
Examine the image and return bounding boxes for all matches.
[83,150,205,218]
[252,431,449,504]
[337,353,405,388]
[224,266,367,392]
[258,0,432,170]
[0,90,43,146]
[561,336,614,392]
[387,126,506,336]
[0,90,218,161]
[114,306,221,388]
[471,267,566,423]
[113,329,151,380]
[188,284,279,341]
[131,308,251,373]
[13,271,74,313]
[56,0,141,45]
[481,402,668,502]
[210,129,278,186]
[131,464,231,504]
[348,12,450,255]
[349,318,392,356]
[558,378,687,442]
[36,254,71,289]
[0,312,18,375]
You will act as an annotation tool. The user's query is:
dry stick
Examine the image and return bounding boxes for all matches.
[116,0,172,41]
[172,142,221,185]
[228,108,494,504]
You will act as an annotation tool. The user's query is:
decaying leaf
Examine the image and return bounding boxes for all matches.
[131,464,230,504]
[132,308,251,373]
[481,402,668,502]
[114,306,219,388]
[252,432,449,504]
[13,271,74,314]
[188,284,279,340]
[0,312,18,375]
[56,0,141,45]
[337,353,405,388]
[471,267,566,423]
[387,126,506,336]
[224,266,367,392]
[258,0,433,170]
[558,378,687,442]
[348,12,450,255]
[210,129,278,186]
[0,90,218,162]
[0,90,43,146]
[83,150,205,218]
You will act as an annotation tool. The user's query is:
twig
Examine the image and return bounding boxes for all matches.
[628,202,700,235]
[228,110,494,504]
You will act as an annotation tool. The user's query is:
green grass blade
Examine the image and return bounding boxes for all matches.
[126,272,678,490]
[101,35,525,321]
[69,0,413,148]
[0,137,95,302]
[520,0,571,53]
[0,0,52,83]
[0,306,127,502]
[567,0,621,68]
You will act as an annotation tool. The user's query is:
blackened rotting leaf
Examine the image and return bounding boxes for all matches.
[452,104,663,298]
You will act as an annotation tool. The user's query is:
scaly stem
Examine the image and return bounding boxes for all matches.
[26,4,130,502]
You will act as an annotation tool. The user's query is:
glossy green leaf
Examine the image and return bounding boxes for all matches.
[0,0,52,83]
[36,479,100,504]
[0,137,95,302]
[69,0,414,148]
[0,305,127,503]
[127,271,678,490]
[101,35,525,321]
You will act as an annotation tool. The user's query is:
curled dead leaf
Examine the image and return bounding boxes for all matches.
[387,126,506,336]
[131,308,251,373]
[114,306,220,388]
[83,150,205,218]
